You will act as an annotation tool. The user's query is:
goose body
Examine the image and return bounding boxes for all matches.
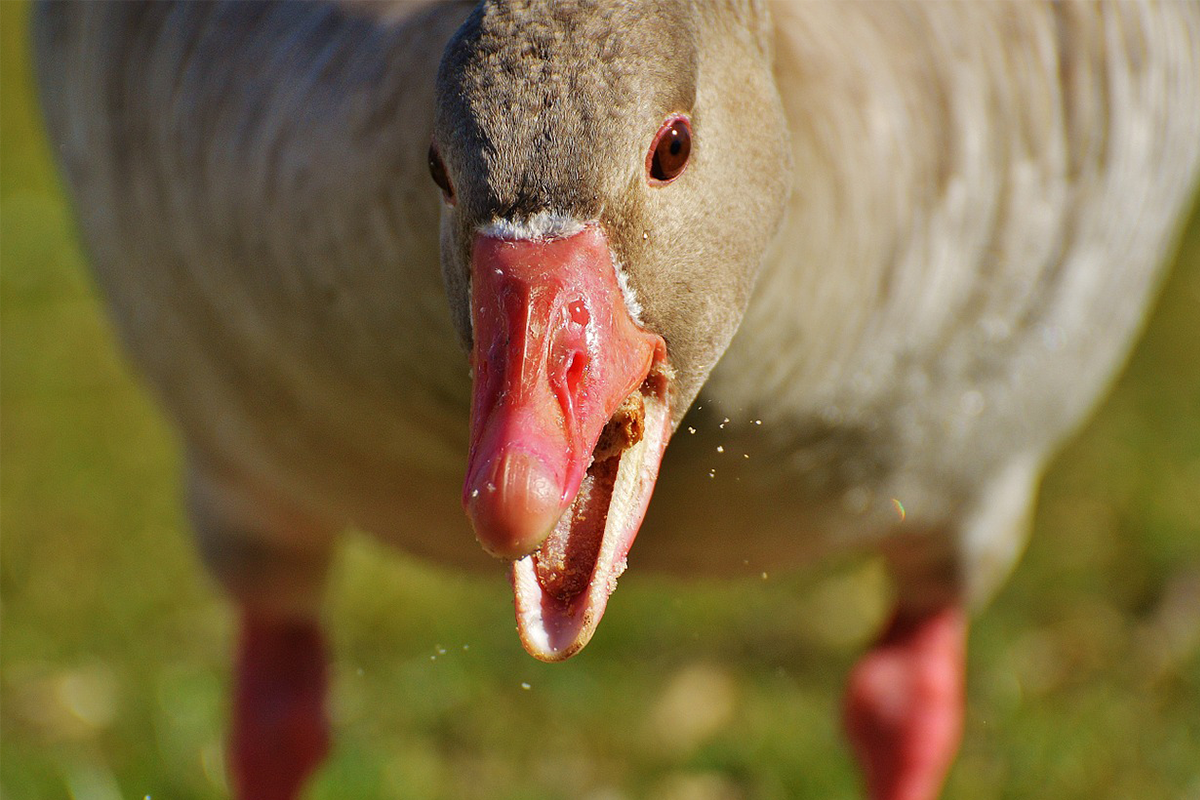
[35,2,1200,798]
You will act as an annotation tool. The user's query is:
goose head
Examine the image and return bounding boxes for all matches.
[432,0,791,660]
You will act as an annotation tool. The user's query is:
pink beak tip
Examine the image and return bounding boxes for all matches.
[465,450,564,560]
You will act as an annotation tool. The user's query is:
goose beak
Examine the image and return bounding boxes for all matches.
[463,224,672,660]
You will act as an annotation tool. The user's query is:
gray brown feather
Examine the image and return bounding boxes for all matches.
[34,1,1200,605]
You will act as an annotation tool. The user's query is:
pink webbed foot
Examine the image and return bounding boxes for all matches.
[843,604,967,800]
[230,613,330,800]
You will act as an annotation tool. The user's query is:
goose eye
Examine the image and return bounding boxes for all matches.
[647,115,692,185]
[428,143,454,203]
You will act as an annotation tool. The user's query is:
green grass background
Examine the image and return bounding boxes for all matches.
[2,3,1198,798]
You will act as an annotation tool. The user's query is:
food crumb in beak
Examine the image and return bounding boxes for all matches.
[594,391,646,461]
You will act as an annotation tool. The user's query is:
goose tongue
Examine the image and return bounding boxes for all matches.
[510,387,671,660]
[463,225,671,661]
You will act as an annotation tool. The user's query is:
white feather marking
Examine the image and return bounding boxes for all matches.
[613,260,644,324]
[478,213,644,325]
[478,211,586,241]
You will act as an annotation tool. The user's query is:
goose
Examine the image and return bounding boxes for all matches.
[33,1,1200,798]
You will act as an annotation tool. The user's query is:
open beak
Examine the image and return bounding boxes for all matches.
[463,224,672,661]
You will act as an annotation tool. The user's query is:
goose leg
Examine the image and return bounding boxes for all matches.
[843,458,1038,798]
[187,460,336,800]
[843,602,966,800]
[231,610,330,800]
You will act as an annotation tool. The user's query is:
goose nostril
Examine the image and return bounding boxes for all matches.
[565,351,586,399]
[568,300,589,326]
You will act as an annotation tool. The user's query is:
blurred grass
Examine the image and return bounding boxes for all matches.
[2,2,1198,798]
